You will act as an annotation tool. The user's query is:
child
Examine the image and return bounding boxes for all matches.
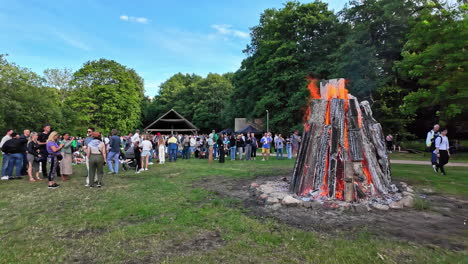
[134,141,142,173]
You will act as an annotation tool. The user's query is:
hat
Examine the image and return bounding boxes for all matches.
[157,132,161,136]
[91,132,101,138]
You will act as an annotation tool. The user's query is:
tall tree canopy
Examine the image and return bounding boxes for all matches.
[66,59,144,134]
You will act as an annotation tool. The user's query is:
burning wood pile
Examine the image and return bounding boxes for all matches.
[290,78,393,202]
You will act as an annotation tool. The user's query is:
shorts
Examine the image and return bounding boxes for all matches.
[262,148,270,154]
[141,150,150,157]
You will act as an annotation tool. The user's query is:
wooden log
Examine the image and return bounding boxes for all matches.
[313,125,330,190]
[290,99,328,194]
[347,98,364,161]
[328,99,344,198]
[344,161,355,202]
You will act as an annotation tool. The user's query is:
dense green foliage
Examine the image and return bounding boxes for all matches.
[1,1,466,138]
[65,59,144,134]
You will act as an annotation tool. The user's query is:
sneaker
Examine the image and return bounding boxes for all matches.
[48,183,60,189]
[136,171,141,174]
[138,168,144,172]
[144,168,148,171]
[108,171,114,174]
[85,184,89,187]
[432,165,438,173]
[148,162,154,165]
[96,184,102,188]
[1,176,9,180]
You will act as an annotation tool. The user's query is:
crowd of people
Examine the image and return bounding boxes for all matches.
[0,125,302,189]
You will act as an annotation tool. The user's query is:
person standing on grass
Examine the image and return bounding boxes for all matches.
[157,133,166,164]
[86,132,106,187]
[207,133,214,164]
[46,131,63,189]
[1,129,13,180]
[2,132,27,180]
[20,129,31,176]
[275,134,284,160]
[250,133,258,160]
[217,134,225,163]
[140,135,152,172]
[134,141,142,173]
[386,134,393,153]
[426,124,440,172]
[27,132,42,182]
[291,130,300,157]
[59,133,74,181]
[107,129,121,175]
[236,134,245,160]
[434,128,450,175]
[245,134,252,161]
[38,125,51,179]
[167,135,178,162]
[229,134,236,161]
[260,133,272,161]
[83,127,95,185]
[131,129,141,146]
[285,135,292,159]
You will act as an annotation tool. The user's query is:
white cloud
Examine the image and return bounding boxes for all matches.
[54,31,91,51]
[211,24,249,39]
[119,14,150,24]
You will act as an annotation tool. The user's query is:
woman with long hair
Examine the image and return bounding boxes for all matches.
[60,133,74,181]
[86,132,106,187]
[46,131,63,189]
[157,133,165,164]
[26,132,41,182]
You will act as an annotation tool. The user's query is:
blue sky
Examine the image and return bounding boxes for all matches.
[1,0,347,96]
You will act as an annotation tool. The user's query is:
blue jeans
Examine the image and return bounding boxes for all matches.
[286,144,292,159]
[213,145,218,159]
[107,151,119,173]
[183,146,190,159]
[431,152,437,165]
[7,153,23,177]
[276,148,283,159]
[169,148,177,162]
[230,147,236,160]
[1,153,11,176]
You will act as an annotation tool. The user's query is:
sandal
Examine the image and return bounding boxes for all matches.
[29,178,36,182]
[36,177,42,181]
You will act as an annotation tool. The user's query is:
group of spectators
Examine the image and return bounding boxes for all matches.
[1,125,302,189]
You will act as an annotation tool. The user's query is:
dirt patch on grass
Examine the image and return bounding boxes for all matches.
[193,175,468,250]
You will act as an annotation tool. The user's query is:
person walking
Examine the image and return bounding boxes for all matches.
[86,132,106,187]
[38,125,51,178]
[83,127,95,185]
[385,134,394,153]
[2,132,27,180]
[107,129,121,174]
[46,131,63,189]
[426,124,441,172]
[27,132,42,182]
[1,129,13,180]
[59,133,74,181]
[141,135,152,171]
[434,128,450,175]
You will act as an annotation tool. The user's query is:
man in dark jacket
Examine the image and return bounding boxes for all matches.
[1,133,27,179]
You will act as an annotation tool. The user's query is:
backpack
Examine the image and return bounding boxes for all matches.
[429,135,440,152]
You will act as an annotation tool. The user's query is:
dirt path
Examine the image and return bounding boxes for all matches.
[391,160,468,167]
[194,175,468,250]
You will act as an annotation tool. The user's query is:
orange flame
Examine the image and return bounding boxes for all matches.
[303,76,320,131]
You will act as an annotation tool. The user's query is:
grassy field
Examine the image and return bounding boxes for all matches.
[389,152,468,162]
[0,158,466,263]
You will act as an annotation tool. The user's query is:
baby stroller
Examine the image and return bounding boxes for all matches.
[121,147,138,171]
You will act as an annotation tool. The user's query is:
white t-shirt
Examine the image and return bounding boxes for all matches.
[141,140,153,151]
[0,135,12,148]
[131,133,140,144]
[434,136,449,152]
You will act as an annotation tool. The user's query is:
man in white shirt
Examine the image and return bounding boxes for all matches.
[433,128,450,175]
[1,129,14,180]
[131,130,141,146]
[426,124,440,171]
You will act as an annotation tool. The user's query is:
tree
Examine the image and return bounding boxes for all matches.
[230,1,345,133]
[0,55,64,132]
[66,59,144,134]
[396,2,468,127]
[43,68,74,102]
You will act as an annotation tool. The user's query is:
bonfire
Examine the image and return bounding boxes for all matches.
[290,78,393,202]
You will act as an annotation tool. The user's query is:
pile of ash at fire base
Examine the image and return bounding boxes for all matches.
[290,78,400,204]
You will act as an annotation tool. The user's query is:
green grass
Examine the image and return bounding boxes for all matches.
[391,163,468,196]
[0,158,466,263]
[390,152,468,163]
